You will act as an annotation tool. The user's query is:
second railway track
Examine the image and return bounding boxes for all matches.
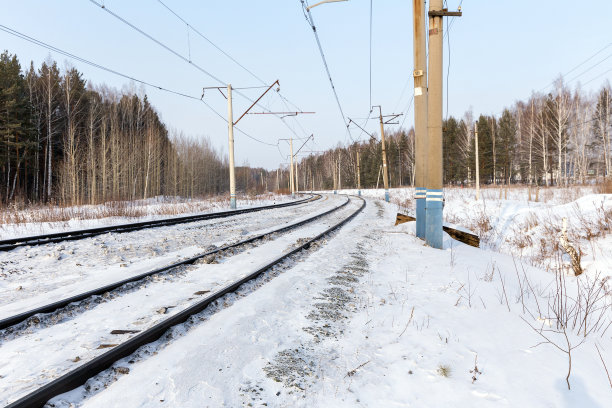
[0,195,347,332]
[1,195,365,407]
[0,194,319,251]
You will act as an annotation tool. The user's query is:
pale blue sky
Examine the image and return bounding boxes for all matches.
[1,1,611,168]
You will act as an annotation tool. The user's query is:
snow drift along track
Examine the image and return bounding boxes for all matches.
[0,195,319,251]
[5,195,365,408]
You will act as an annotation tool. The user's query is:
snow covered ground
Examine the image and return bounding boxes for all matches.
[1,189,610,407]
[0,193,293,241]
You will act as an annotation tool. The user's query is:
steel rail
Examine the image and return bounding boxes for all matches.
[5,195,365,408]
[0,195,319,252]
[0,195,345,331]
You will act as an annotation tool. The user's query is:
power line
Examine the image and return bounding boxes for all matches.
[89,0,303,143]
[399,95,415,129]
[445,5,451,120]
[0,24,276,148]
[155,0,268,85]
[88,0,225,86]
[155,0,313,143]
[369,0,373,109]
[539,42,612,92]
[582,66,612,87]
[0,24,199,101]
[300,0,353,142]
[566,53,612,85]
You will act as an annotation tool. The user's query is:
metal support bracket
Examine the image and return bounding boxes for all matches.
[428,9,462,17]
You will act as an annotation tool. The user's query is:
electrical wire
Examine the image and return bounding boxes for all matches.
[582,66,612,87]
[566,53,612,85]
[156,0,267,85]
[539,42,612,92]
[445,4,450,120]
[156,0,314,144]
[0,23,276,148]
[0,24,199,101]
[399,95,415,129]
[300,0,354,142]
[88,0,225,85]
[89,0,303,144]
[369,0,373,110]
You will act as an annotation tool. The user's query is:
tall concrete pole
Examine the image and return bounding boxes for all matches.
[425,0,444,248]
[338,154,342,190]
[295,160,299,193]
[227,84,237,209]
[378,108,390,202]
[289,138,295,198]
[413,0,428,239]
[475,121,480,201]
[356,148,361,196]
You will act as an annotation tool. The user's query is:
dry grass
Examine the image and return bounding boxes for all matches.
[596,180,612,194]
[0,193,284,227]
[436,364,452,378]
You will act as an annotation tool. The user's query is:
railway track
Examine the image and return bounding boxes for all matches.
[0,195,346,332]
[0,194,319,252]
[2,195,365,408]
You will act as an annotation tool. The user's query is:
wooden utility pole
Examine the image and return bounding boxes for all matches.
[413,0,428,239]
[425,0,461,249]
[227,84,237,209]
[475,122,480,201]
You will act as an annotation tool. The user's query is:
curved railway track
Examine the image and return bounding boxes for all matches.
[0,195,345,332]
[3,195,365,408]
[0,194,319,252]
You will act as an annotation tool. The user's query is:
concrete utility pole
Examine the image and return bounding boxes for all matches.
[413,0,428,239]
[338,154,342,191]
[425,0,461,249]
[475,121,480,201]
[347,113,399,201]
[295,160,299,193]
[375,106,391,202]
[203,80,283,209]
[289,138,295,198]
[280,134,312,198]
[227,84,237,209]
[356,148,361,196]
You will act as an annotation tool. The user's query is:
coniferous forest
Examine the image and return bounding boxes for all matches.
[0,51,244,206]
[296,78,610,191]
[1,49,611,207]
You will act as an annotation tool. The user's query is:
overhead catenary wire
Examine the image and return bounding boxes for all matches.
[156,0,268,85]
[155,0,313,144]
[89,0,307,145]
[0,24,200,101]
[0,24,276,148]
[300,0,354,142]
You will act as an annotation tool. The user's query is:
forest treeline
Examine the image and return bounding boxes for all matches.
[0,51,274,206]
[293,78,611,190]
[2,49,611,206]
